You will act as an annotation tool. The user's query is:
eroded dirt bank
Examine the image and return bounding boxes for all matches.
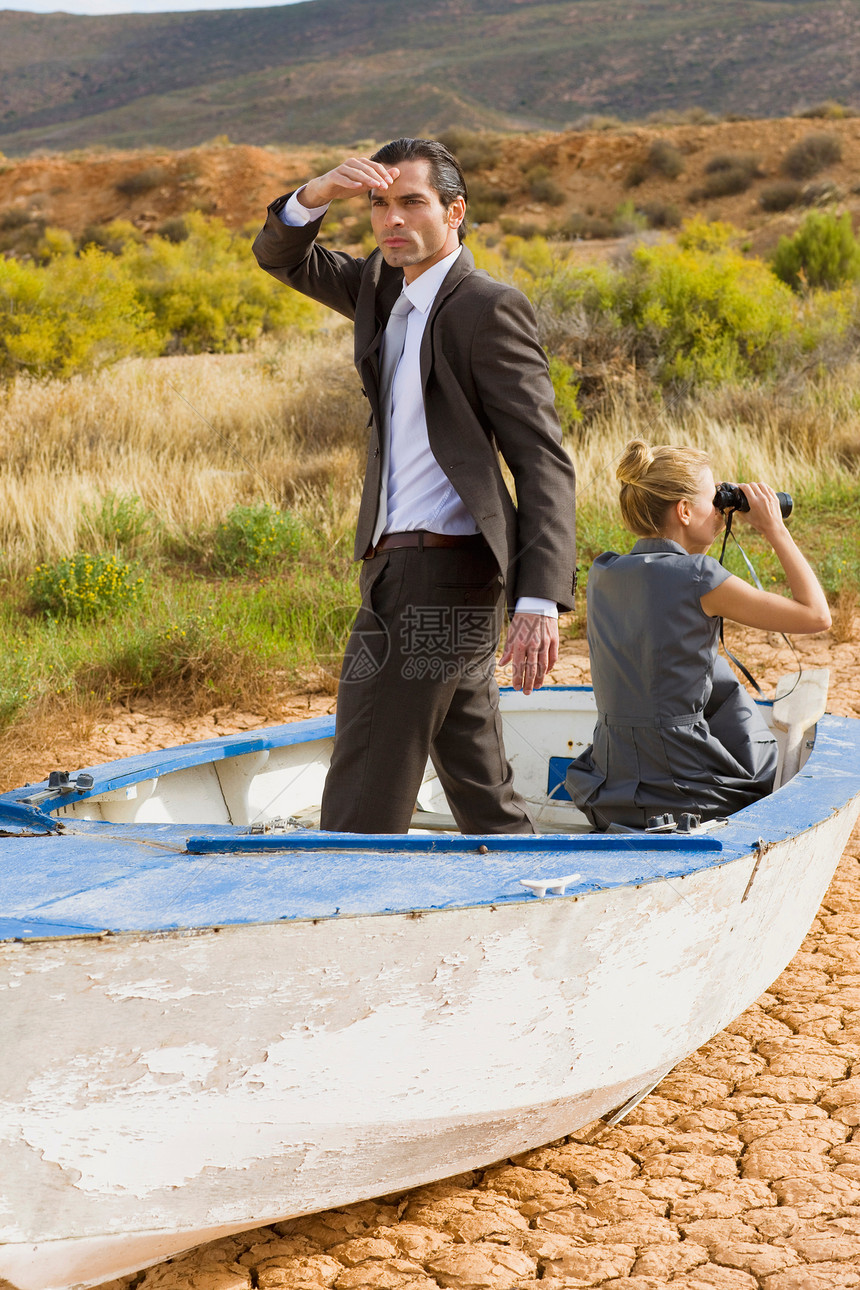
[37,621,860,1290]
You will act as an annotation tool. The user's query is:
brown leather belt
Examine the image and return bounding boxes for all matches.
[363,531,487,559]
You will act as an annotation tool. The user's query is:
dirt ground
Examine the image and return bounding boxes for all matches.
[18,616,850,1290]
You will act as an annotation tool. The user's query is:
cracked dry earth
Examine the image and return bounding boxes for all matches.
[83,620,860,1290]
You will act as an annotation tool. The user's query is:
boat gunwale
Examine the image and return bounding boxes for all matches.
[2,695,860,944]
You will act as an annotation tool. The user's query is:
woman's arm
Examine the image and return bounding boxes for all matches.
[700,482,831,635]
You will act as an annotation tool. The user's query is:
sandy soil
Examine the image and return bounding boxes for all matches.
[19,619,860,1290]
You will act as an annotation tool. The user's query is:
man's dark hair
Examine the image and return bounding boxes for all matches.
[370,137,469,243]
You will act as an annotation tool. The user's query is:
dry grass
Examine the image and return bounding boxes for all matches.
[0,691,104,791]
[571,377,860,512]
[830,589,859,645]
[2,328,858,579]
[0,328,364,573]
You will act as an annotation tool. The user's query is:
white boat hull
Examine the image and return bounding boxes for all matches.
[2,689,860,1289]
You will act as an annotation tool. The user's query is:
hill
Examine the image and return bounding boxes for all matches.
[1,117,858,263]
[0,0,858,157]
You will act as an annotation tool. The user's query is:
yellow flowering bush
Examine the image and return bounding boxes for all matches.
[28,553,145,620]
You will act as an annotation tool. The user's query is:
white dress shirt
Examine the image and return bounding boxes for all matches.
[280,191,557,619]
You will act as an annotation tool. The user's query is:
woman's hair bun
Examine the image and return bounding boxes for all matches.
[616,439,654,485]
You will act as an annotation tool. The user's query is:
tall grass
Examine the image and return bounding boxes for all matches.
[0,330,363,572]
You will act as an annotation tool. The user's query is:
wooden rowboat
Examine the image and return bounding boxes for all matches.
[2,673,859,1290]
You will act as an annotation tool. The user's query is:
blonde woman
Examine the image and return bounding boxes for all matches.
[566,439,831,830]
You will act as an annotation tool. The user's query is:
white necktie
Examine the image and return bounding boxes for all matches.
[372,293,414,547]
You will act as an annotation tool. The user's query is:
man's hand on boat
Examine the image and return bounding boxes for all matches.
[500,612,559,694]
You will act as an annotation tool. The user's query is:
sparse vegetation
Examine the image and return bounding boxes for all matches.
[760,181,802,212]
[435,128,501,173]
[639,199,681,229]
[0,209,35,230]
[570,114,625,131]
[689,154,762,200]
[115,165,169,196]
[781,132,843,180]
[467,179,509,224]
[797,100,857,120]
[646,107,720,127]
[524,165,564,206]
[800,179,844,207]
[558,211,614,240]
[706,152,762,182]
[625,138,685,187]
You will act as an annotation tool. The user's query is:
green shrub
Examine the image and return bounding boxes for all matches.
[646,107,719,126]
[618,228,796,385]
[781,133,843,180]
[548,355,582,432]
[28,553,144,620]
[612,200,648,236]
[0,214,46,259]
[771,210,860,291]
[78,223,128,255]
[124,212,320,352]
[760,181,802,212]
[499,217,541,239]
[157,217,190,243]
[82,492,153,549]
[570,114,625,131]
[0,209,35,231]
[0,247,159,380]
[213,503,302,573]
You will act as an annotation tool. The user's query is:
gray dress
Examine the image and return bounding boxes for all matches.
[565,538,778,830]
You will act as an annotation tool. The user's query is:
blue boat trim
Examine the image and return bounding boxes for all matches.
[1,703,859,941]
[185,832,724,854]
[0,916,108,941]
[8,715,338,815]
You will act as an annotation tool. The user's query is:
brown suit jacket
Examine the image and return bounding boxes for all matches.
[253,197,577,610]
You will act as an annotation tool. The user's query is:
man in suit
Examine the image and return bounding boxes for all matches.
[253,137,576,834]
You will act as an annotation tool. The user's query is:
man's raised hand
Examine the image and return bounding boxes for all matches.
[299,157,401,209]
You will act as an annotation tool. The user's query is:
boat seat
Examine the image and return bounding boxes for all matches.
[411,807,592,835]
[772,668,830,790]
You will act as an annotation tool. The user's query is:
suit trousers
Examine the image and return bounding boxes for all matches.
[319,544,535,834]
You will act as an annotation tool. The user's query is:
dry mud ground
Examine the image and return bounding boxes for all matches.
[30,620,860,1290]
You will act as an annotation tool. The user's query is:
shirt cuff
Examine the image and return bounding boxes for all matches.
[279,187,331,227]
[513,597,558,619]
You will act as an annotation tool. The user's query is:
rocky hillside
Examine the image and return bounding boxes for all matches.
[0,0,858,156]
[1,117,858,262]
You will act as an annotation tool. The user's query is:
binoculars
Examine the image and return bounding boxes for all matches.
[713,483,793,519]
